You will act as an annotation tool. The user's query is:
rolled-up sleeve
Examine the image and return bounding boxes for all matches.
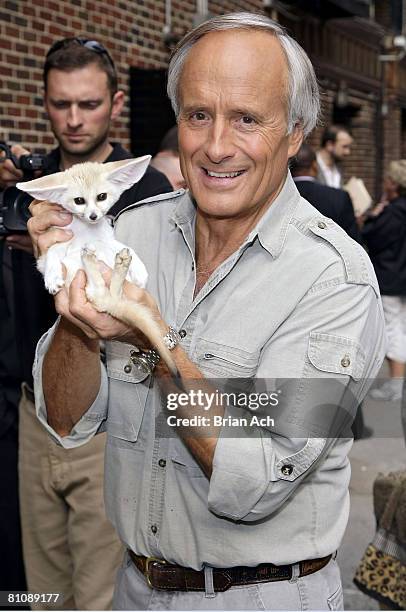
[208,274,386,521]
[33,318,109,449]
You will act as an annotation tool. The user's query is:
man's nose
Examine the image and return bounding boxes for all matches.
[67,105,83,128]
[205,120,235,164]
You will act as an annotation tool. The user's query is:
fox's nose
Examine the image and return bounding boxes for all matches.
[89,213,98,221]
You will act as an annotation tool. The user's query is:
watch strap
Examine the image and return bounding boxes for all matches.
[163,326,181,351]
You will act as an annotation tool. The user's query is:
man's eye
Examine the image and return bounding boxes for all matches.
[80,102,101,110]
[191,112,207,121]
[53,101,69,109]
[97,193,107,201]
[241,115,255,125]
[74,197,86,205]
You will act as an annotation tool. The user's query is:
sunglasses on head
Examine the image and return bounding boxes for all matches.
[46,37,115,70]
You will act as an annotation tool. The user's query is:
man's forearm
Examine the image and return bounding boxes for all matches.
[43,317,101,436]
[157,347,223,478]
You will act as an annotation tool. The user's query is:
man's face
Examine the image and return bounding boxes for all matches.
[177,30,303,221]
[44,65,123,158]
[329,131,353,162]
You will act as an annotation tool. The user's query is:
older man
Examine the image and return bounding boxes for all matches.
[29,13,385,611]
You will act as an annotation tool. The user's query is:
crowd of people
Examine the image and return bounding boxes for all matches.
[0,11,403,612]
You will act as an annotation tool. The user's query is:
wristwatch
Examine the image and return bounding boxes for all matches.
[129,348,161,376]
[127,327,181,376]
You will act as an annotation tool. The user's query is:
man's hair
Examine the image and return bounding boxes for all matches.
[290,143,316,175]
[158,125,179,154]
[321,124,351,147]
[43,39,118,95]
[167,12,320,137]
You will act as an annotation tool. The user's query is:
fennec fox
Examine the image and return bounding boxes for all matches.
[18,157,177,373]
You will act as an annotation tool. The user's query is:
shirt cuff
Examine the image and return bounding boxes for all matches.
[33,318,108,449]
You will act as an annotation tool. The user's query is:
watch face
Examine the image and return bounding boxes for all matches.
[130,355,152,376]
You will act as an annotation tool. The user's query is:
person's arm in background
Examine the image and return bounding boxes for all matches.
[0,144,36,254]
[362,202,401,256]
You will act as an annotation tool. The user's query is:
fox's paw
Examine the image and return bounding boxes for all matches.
[115,248,132,270]
[45,276,65,295]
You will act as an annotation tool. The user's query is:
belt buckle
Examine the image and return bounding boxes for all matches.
[145,556,167,588]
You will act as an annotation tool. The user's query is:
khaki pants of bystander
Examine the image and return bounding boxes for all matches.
[18,387,124,610]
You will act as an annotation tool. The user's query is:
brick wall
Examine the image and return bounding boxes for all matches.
[1,0,404,199]
[0,0,263,154]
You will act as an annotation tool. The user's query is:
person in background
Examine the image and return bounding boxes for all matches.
[151,125,187,190]
[363,160,406,402]
[291,143,360,242]
[0,37,171,610]
[317,124,353,188]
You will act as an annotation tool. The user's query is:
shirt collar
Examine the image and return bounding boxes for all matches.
[171,171,301,259]
[293,175,316,182]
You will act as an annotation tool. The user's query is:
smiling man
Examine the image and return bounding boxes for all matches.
[29,14,385,611]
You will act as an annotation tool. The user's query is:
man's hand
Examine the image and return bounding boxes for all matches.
[53,270,132,340]
[0,144,29,189]
[57,266,164,346]
[27,199,73,258]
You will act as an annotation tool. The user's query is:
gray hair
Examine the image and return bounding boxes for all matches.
[167,12,320,136]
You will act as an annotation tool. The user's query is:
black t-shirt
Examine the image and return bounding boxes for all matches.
[11,143,172,387]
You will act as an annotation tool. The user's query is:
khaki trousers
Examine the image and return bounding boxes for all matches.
[18,388,124,610]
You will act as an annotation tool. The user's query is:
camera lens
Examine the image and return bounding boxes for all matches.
[2,187,33,233]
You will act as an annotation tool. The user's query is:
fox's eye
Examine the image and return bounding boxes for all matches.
[97,193,107,201]
[74,197,85,205]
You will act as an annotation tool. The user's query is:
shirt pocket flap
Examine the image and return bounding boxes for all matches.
[171,455,206,478]
[195,338,260,378]
[105,341,150,442]
[308,332,365,381]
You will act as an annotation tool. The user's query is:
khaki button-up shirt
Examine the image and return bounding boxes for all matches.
[34,173,386,569]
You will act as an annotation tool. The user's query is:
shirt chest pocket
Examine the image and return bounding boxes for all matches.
[194,338,260,378]
[105,341,150,442]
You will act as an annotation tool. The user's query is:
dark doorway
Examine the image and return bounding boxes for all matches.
[130,67,176,157]
[332,103,360,127]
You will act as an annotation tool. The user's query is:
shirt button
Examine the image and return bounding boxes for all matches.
[341,355,351,368]
[179,329,187,339]
[151,524,158,534]
[158,459,166,468]
[281,464,294,476]
[317,221,327,229]
[124,363,132,373]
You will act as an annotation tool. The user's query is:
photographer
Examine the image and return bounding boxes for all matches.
[0,38,171,610]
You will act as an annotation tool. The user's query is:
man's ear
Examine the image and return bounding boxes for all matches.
[111,90,125,121]
[287,124,304,158]
[16,173,68,204]
[105,155,152,192]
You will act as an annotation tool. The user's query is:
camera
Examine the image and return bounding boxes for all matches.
[0,142,48,236]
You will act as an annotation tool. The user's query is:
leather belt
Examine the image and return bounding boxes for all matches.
[128,550,332,592]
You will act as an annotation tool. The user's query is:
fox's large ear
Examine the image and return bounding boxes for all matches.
[17,173,68,204]
[104,155,151,193]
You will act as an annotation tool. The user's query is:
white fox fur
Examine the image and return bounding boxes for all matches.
[17,157,177,374]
